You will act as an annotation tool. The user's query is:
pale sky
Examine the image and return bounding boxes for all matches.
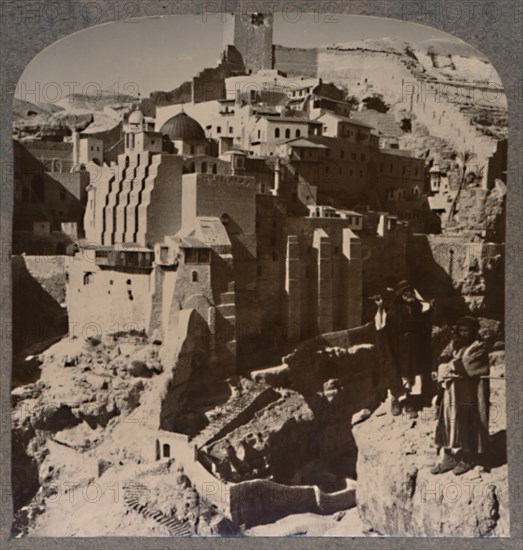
[16,13,462,101]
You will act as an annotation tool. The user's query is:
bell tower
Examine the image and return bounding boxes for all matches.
[222,12,274,74]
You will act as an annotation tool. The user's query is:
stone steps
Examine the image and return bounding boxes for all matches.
[123,480,192,536]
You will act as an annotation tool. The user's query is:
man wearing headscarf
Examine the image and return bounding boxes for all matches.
[431,316,490,475]
[379,280,432,418]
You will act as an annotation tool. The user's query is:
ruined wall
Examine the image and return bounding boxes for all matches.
[230,479,317,527]
[229,476,356,527]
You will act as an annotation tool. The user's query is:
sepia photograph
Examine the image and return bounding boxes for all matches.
[6,6,515,540]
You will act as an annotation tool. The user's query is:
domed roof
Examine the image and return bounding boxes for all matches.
[160,111,206,141]
[128,108,144,125]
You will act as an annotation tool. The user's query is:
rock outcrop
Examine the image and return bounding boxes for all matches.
[353,360,508,537]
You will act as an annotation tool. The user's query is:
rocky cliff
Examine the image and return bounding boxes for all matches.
[353,357,508,537]
[275,37,507,168]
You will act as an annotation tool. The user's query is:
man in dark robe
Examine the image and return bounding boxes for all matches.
[373,280,432,417]
[431,316,490,475]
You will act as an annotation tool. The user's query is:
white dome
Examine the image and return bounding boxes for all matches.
[128,108,144,125]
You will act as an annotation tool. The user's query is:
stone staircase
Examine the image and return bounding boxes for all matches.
[193,384,279,449]
[122,481,192,536]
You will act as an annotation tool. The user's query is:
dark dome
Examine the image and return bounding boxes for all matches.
[160,111,206,141]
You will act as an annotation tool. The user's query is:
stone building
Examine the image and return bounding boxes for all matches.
[67,12,432,372]
[12,140,90,253]
[222,12,274,74]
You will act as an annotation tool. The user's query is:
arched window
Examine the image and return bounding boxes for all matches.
[201,162,207,173]
[275,128,280,138]
[163,444,170,458]
[83,272,94,285]
[285,129,290,139]
[295,129,301,138]
[192,271,199,282]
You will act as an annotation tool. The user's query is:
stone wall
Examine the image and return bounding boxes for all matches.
[407,234,504,321]
[273,45,318,77]
[230,479,317,527]
[65,254,151,336]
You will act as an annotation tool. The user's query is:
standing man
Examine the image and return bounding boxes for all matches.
[431,316,490,475]
[380,280,432,418]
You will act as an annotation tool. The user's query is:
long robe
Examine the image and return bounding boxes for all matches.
[380,299,432,396]
[435,340,490,454]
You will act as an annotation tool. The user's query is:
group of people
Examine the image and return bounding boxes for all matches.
[372,280,491,476]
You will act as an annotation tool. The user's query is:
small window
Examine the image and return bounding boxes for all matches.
[285,129,290,139]
[83,272,94,285]
[198,249,210,263]
[127,279,132,285]
[275,128,280,138]
[217,126,222,134]
[295,129,301,138]
[229,126,233,134]
[192,271,199,282]
[201,162,207,173]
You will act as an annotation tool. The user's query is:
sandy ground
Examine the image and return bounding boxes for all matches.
[246,508,367,537]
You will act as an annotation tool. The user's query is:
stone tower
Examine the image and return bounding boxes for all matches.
[222,12,273,74]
